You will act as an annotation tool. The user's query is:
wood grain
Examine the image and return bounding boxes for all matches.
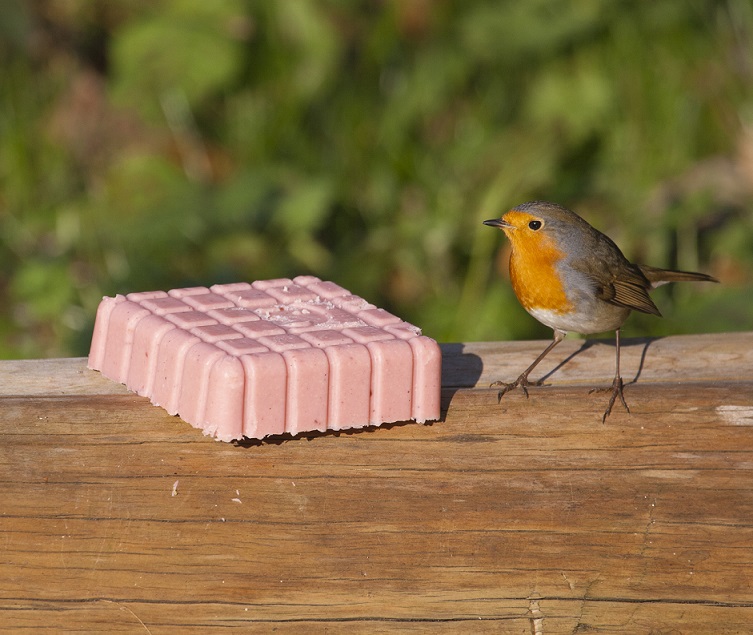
[1,332,752,633]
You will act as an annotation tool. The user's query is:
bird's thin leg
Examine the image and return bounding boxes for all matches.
[601,328,630,422]
[491,330,564,400]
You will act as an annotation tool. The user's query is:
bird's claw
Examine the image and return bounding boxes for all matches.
[590,376,630,422]
[490,375,538,402]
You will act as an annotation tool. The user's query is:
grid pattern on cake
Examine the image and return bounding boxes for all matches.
[88,276,441,441]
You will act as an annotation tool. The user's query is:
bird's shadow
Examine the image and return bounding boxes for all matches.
[538,336,656,386]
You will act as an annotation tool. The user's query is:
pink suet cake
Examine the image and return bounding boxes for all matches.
[88,276,442,441]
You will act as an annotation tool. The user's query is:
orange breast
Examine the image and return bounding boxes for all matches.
[508,234,573,314]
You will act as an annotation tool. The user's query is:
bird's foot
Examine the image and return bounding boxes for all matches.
[490,374,539,402]
[589,376,630,422]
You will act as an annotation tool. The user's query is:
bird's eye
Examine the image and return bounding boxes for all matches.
[528,220,542,231]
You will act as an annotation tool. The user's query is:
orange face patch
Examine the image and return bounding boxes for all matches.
[502,211,574,314]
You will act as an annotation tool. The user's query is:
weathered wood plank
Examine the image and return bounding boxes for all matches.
[3,599,753,634]
[0,357,131,397]
[442,331,753,387]
[0,333,752,633]
[5,331,753,397]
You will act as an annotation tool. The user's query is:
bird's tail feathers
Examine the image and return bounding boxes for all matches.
[638,265,719,288]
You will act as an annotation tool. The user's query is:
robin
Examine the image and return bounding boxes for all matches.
[483,200,718,421]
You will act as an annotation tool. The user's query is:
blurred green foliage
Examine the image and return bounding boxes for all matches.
[1,0,751,359]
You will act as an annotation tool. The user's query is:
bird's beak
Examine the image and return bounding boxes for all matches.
[483,218,513,230]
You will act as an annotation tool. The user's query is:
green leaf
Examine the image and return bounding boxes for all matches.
[274,177,335,235]
[109,0,246,120]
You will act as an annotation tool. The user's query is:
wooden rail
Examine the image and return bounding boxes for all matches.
[1,332,752,633]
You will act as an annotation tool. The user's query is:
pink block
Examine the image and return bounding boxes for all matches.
[126,290,167,302]
[265,283,318,303]
[235,321,285,338]
[358,308,401,327]
[204,355,245,441]
[182,292,235,311]
[190,323,244,343]
[178,342,226,431]
[168,286,209,298]
[251,278,293,290]
[343,325,394,344]
[283,347,329,435]
[151,328,201,415]
[101,300,150,384]
[127,314,176,396]
[166,311,217,329]
[88,295,125,370]
[233,288,277,308]
[210,282,252,295]
[408,336,442,423]
[367,338,414,424]
[208,307,260,325]
[293,276,349,299]
[241,352,286,438]
[217,338,270,356]
[385,322,422,339]
[88,276,442,441]
[331,295,376,312]
[323,343,371,430]
[141,296,192,315]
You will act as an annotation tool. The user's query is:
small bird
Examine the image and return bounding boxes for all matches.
[483,200,718,421]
